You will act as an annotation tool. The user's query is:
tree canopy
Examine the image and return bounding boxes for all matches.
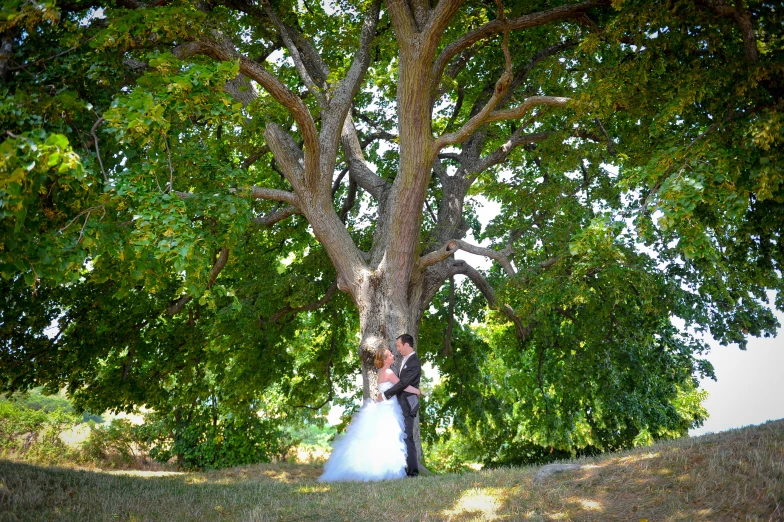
[1,0,781,468]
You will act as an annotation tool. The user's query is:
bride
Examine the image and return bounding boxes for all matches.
[318,347,422,482]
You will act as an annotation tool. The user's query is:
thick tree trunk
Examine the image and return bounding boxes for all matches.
[356,268,426,467]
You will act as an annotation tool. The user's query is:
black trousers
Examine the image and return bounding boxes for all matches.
[401,400,418,476]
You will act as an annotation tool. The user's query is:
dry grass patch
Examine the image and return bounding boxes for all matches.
[0,419,781,521]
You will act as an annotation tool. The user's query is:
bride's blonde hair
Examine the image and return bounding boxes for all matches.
[374,348,389,369]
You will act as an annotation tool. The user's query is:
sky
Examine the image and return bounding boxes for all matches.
[688,303,784,436]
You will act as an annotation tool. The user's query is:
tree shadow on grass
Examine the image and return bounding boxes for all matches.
[1,421,782,522]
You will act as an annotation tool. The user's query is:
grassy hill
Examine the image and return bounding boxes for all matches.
[1,419,782,521]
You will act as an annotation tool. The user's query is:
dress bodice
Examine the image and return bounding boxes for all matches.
[378,381,394,400]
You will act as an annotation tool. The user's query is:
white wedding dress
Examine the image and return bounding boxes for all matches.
[318,381,408,482]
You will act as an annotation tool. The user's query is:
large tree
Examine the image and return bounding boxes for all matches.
[1,0,781,466]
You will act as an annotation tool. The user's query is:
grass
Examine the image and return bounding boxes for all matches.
[1,419,782,521]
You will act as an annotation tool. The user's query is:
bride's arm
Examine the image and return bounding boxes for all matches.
[387,372,421,396]
[404,385,421,396]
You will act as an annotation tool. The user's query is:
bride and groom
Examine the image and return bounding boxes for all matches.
[318,334,422,482]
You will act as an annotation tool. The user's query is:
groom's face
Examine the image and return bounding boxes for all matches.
[396,338,412,356]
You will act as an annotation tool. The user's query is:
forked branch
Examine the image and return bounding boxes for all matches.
[266,281,339,323]
[417,239,516,276]
[447,260,532,340]
[174,36,320,177]
[431,0,609,91]
[167,247,229,315]
[176,186,299,207]
[261,0,325,103]
[434,6,514,153]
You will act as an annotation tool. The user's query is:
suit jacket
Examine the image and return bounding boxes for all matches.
[383,352,421,416]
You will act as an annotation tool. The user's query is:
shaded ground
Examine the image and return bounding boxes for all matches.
[1,419,782,521]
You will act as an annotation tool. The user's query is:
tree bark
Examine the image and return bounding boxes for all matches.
[355,269,427,468]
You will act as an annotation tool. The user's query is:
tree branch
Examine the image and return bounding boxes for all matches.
[263,122,315,192]
[455,239,516,276]
[433,12,514,152]
[361,130,399,146]
[501,39,579,107]
[417,240,459,269]
[266,281,339,323]
[469,129,552,179]
[174,36,320,177]
[424,0,466,52]
[90,117,107,182]
[223,73,259,106]
[260,0,326,103]
[438,152,463,163]
[338,178,358,223]
[329,0,382,113]
[417,239,517,276]
[386,0,419,41]
[331,167,349,197]
[446,260,532,340]
[167,247,229,316]
[593,117,615,156]
[696,0,759,64]
[241,145,270,170]
[485,95,570,125]
[340,116,390,200]
[176,185,299,207]
[432,0,609,90]
[252,205,302,226]
[0,34,14,80]
[245,186,299,206]
[443,84,465,132]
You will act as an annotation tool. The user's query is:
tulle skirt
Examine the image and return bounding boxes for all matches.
[318,399,407,482]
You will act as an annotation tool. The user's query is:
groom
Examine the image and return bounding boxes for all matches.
[383,333,421,477]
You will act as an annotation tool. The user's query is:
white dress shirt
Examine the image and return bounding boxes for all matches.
[399,351,415,376]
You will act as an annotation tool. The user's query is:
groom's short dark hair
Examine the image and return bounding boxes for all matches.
[397,333,414,348]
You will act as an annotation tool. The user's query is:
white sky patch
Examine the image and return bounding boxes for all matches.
[690,291,784,436]
[453,196,502,272]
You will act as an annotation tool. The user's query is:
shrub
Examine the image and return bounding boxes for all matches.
[82,418,149,467]
[0,400,77,464]
[137,407,297,470]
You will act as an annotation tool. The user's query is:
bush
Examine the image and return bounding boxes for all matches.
[0,400,77,464]
[137,407,298,471]
[82,418,149,467]
[11,389,73,414]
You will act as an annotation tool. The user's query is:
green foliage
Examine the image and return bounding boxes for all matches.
[81,418,147,467]
[137,405,297,471]
[0,131,95,283]
[0,397,77,464]
[289,422,337,449]
[7,388,71,413]
[1,0,781,472]
[576,0,784,345]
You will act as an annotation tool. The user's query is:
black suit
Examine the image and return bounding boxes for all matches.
[383,352,421,476]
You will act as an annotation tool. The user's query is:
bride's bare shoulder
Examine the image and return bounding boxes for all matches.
[378,368,396,383]
[384,368,399,383]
